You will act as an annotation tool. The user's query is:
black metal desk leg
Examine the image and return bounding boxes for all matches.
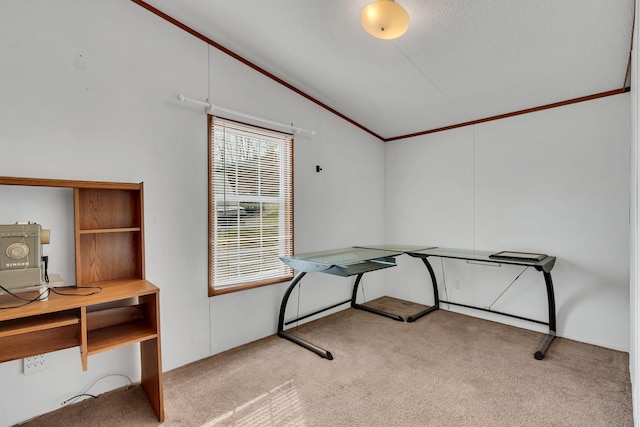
[534,271,557,360]
[351,273,404,322]
[277,271,334,360]
[407,257,440,322]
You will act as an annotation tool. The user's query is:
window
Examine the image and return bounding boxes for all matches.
[209,116,293,295]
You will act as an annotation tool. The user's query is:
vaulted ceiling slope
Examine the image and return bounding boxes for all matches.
[139,0,634,141]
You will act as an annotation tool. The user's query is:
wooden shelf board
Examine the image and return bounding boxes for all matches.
[0,176,142,190]
[0,311,79,338]
[79,228,141,234]
[0,325,80,363]
[87,321,157,356]
[0,280,158,322]
[86,305,144,332]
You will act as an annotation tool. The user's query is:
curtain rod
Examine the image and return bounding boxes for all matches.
[177,94,315,135]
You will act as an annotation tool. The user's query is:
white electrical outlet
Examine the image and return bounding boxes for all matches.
[454,279,461,290]
[23,354,47,374]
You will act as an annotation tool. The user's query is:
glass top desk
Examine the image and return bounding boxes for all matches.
[280,247,404,276]
[279,246,557,361]
[278,246,429,360]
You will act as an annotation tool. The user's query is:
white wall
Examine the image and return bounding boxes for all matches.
[0,1,385,425]
[384,94,631,351]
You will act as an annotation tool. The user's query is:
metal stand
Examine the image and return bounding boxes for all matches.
[278,271,408,360]
[408,255,558,360]
[277,271,334,360]
[351,273,404,322]
[534,270,556,360]
[406,258,440,322]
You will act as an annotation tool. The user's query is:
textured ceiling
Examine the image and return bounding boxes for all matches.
[139,0,634,140]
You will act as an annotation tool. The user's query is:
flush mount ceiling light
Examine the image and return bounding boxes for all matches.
[361,0,410,40]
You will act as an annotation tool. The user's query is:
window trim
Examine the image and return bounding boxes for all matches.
[208,115,294,296]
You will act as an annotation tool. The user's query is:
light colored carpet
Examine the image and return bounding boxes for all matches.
[19,297,632,426]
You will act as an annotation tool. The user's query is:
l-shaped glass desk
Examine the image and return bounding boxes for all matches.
[279,245,556,361]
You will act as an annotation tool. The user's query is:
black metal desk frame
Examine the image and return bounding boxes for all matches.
[278,246,557,361]
[278,247,408,360]
[404,248,557,360]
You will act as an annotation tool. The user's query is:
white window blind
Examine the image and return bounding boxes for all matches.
[209,117,293,294]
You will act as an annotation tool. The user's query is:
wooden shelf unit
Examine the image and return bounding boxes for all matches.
[0,310,81,363]
[0,176,164,422]
[75,186,145,285]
